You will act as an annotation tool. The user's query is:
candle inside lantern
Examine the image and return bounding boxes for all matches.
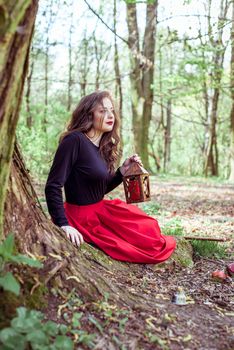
[128,177,141,201]
[123,162,151,204]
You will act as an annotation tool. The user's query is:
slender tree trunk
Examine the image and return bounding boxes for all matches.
[163,98,172,172]
[126,1,157,169]
[229,1,234,181]
[93,34,101,90]
[80,34,88,96]
[67,7,74,111]
[126,3,143,156]
[26,46,35,128]
[113,0,123,149]
[229,0,234,182]
[204,0,228,176]
[141,2,157,169]
[163,33,172,173]
[0,0,39,239]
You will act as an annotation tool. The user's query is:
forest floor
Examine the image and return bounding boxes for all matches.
[41,176,234,350]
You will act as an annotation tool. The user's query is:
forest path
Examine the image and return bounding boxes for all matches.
[149,177,234,240]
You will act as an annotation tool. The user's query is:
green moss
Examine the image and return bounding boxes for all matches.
[82,244,128,271]
[162,219,184,237]
[0,269,48,330]
[25,284,48,310]
[154,238,194,270]
[191,240,228,259]
[171,237,194,267]
[0,281,48,329]
[0,290,19,328]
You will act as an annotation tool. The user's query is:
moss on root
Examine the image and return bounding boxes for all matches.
[153,238,194,270]
[0,268,48,329]
[172,237,194,267]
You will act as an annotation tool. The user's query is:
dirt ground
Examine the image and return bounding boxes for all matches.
[42,177,234,350]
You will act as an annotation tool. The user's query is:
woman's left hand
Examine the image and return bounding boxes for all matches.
[120,154,143,175]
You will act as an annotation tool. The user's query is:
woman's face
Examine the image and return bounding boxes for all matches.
[92,97,115,134]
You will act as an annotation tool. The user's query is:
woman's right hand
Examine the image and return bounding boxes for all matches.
[61,225,84,247]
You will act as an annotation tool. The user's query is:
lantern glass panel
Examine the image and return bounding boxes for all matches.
[128,176,141,201]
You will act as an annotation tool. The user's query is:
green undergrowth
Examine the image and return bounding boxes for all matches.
[0,307,74,350]
[161,218,228,259]
[154,173,231,185]
[0,291,132,350]
[141,202,161,215]
[191,240,228,259]
[49,290,131,349]
[0,233,47,328]
[162,218,184,237]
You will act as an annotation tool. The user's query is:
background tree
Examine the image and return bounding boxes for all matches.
[0,0,39,239]
[126,0,158,170]
[203,0,229,176]
[229,0,234,181]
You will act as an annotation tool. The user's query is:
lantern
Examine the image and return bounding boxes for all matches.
[123,162,151,204]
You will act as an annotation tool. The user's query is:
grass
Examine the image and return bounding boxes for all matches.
[153,173,231,185]
[162,219,184,237]
[141,202,161,215]
[161,219,228,259]
[191,240,228,259]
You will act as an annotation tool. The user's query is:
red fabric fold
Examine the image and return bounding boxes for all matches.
[64,199,176,264]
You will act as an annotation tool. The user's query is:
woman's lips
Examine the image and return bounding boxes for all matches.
[106,121,113,125]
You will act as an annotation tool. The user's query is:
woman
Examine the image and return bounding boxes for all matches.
[45,91,176,263]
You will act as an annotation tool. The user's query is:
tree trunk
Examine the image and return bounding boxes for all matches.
[0,0,39,239]
[163,98,172,172]
[126,3,142,156]
[79,33,88,96]
[126,2,157,169]
[113,0,123,151]
[67,7,74,112]
[204,0,229,176]
[141,1,157,169]
[229,0,234,182]
[93,34,101,91]
[26,46,35,128]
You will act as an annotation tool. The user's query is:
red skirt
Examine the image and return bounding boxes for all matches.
[64,199,176,264]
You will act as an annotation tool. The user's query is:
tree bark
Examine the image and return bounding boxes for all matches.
[0,0,39,239]
[26,46,35,128]
[204,0,229,176]
[67,6,74,112]
[229,0,234,182]
[93,34,101,91]
[126,1,157,170]
[79,33,89,96]
[113,0,123,153]
[163,98,172,172]
[126,2,142,158]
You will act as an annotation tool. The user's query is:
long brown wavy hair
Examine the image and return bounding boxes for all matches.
[60,91,121,173]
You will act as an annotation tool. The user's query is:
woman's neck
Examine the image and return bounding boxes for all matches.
[85,130,103,146]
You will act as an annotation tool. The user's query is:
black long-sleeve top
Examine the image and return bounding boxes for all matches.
[45,131,123,226]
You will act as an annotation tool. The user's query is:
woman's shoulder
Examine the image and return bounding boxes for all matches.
[58,131,85,153]
[62,130,84,143]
